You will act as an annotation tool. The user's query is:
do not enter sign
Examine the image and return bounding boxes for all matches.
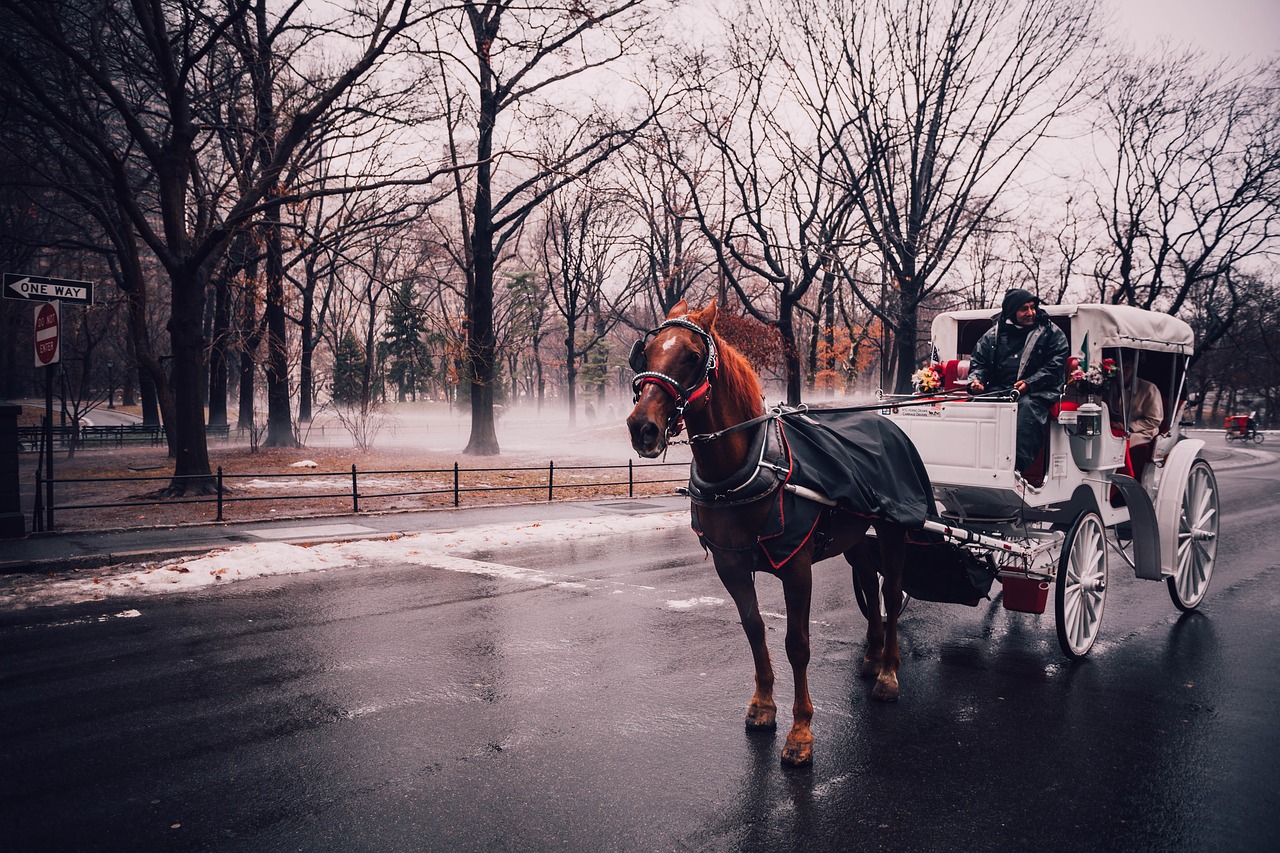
[34,301,60,366]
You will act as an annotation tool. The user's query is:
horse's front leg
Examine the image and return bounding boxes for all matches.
[715,560,776,731]
[871,522,906,702]
[848,540,886,681]
[779,557,814,766]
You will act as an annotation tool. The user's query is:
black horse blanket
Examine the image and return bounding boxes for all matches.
[687,408,937,569]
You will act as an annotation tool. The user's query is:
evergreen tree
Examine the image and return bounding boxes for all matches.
[332,330,366,405]
[384,280,432,401]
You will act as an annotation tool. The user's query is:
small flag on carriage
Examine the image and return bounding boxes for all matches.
[1078,332,1090,371]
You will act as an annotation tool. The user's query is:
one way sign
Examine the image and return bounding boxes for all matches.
[3,273,94,306]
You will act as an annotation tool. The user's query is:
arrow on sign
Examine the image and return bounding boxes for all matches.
[3,273,94,305]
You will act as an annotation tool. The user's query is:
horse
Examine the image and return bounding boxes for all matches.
[626,299,910,767]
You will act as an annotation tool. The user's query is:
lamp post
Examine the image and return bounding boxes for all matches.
[107,360,115,409]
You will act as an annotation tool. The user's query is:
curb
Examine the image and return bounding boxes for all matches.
[1204,447,1274,472]
[0,534,412,576]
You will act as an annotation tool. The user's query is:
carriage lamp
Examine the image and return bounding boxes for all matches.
[1074,402,1103,437]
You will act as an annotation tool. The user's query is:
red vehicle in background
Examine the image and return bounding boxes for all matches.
[1224,414,1265,444]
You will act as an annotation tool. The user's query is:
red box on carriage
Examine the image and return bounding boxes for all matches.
[1000,575,1050,614]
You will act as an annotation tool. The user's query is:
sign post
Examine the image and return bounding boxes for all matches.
[3,276,90,531]
[34,301,60,531]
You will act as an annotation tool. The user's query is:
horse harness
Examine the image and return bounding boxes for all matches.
[630,317,719,439]
[682,407,938,570]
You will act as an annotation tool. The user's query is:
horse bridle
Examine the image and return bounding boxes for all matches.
[629,317,719,438]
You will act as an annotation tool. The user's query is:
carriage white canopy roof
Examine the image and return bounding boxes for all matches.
[931,303,1195,360]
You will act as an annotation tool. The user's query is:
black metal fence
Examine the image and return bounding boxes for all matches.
[18,423,234,450]
[32,459,689,530]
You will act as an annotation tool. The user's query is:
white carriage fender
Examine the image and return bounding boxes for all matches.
[1154,439,1210,578]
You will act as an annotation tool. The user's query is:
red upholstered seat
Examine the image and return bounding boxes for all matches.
[942,359,969,391]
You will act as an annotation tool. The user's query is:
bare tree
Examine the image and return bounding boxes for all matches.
[0,0,425,493]
[670,2,865,404]
[1092,51,1280,358]
[422,0,673,454]
[820,0,1101,391]
[615,130,719,326]
[537,177,629,425]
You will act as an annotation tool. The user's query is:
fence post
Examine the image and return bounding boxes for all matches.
[548,460,554,501]
[216,467,224,522]
[628,459,633,498]
[33,466,43,533]
[351,464,359,513]
[453,462,459,507]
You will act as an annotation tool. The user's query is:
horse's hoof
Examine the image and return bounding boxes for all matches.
[860,656,882,680]
[781,739,813,767]
[745,702,777,731]
[871,674,900,702]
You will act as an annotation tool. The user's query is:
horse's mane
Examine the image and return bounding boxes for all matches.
[711,330,766,418]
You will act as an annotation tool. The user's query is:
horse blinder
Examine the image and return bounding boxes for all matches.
[628,339,647,374]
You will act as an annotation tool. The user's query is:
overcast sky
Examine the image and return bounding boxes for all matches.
[1113,0,1280,59]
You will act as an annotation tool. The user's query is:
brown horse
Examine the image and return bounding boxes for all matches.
[626,300,908,767]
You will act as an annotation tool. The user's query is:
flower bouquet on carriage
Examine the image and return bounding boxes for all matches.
[910,362,945,396]
[1065,356,1117,400]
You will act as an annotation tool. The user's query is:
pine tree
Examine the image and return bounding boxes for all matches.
[384,280,432,401]
[332,330,366,405]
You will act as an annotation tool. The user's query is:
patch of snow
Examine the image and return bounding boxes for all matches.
[665,596,725,610]
[1,511,691,611]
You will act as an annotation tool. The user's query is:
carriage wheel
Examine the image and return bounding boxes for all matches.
[1055,512,1108,659]
[1224,432,1235,442]
[1166,460,1219,612]
[1253,431,1265,445]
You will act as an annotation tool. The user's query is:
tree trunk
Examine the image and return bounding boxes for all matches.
[463,133,500,451]
[262,196,298,447]
[237,257,264,431]
[117,240,172,434]
[207,260,232,428]
[893,275,922,395]
[165,267,216,493]
[566,329,578,428]
[298,283,315,421]
[778,309,802,406]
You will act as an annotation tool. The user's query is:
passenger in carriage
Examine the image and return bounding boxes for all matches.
[965,288,1070,473]
[1106,354,1163,482]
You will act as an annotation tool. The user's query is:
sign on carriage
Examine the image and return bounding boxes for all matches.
[34,301,60,367]
[3,273,94,306]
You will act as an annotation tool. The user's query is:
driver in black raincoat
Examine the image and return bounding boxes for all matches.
[967,288,1070,473]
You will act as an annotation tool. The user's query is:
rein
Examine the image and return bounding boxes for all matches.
[629,315,1019,447]
[686,390,1019,445]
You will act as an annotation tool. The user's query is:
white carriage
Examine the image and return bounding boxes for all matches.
[881,304,1218,658]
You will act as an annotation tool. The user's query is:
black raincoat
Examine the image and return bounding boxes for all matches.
[968,289,1069,470]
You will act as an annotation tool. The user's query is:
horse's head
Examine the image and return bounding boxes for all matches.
[626,300,719,458]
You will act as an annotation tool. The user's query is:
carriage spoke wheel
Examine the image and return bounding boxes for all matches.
[1055,512,1108,659]
[1167,460,1219,612]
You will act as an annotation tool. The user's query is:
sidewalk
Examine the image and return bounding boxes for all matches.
[1,437,1269,575]
[0,494,691,574]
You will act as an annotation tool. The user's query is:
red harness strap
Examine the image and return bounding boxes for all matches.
[634,375,713,437]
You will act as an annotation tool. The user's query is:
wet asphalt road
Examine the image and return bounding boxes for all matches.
[3,448,1279,852]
